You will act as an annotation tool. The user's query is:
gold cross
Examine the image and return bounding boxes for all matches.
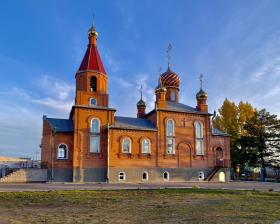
[167,44,172,69]
[199,74,203,89]
[140,85,143,100]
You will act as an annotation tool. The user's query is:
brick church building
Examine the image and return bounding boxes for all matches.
[41,22,230,183]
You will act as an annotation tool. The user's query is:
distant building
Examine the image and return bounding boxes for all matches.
[41,21,230,183]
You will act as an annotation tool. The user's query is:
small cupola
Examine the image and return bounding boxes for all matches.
[155,69,167,110]
[196,74,208,113]
[137,85,146,118]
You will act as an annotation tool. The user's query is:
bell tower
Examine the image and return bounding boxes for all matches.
[75,19,108,107]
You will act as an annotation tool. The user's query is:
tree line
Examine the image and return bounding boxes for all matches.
[213,99,280,179]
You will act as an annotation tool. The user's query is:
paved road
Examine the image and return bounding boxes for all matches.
[0,181,279,192]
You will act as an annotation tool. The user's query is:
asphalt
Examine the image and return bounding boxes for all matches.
[0,181,279,192]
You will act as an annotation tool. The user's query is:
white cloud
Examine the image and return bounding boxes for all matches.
[0,75,75,157]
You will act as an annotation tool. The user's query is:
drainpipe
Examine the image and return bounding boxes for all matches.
[106,123,110,183]
[51,126,56,182]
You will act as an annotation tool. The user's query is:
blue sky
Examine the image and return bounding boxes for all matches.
[0,0,280,158]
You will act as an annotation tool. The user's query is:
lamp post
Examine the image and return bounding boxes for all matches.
[51,126,56,182]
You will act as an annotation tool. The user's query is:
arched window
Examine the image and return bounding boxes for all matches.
[90,76,97,92]
[166,119,175,154]
[58,144,68,159]
[122,138,131,153]
[195,121,204,155]
[90,118,100,153]
[118,172,126,181]
[142,171,148,181]
[89,98,97,106]
[163,171,170,181]
[142,139,150,154]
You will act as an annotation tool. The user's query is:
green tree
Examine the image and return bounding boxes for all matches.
[241,109,280,178]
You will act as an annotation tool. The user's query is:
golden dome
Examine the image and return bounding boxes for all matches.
[196,89,208,99]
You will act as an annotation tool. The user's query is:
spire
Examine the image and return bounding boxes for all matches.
[196,74,208,99]
[199,74,203,90]
[167,44,172,71]
[88,15,98,41]
[78,17,106,74]
[137,85,146,107]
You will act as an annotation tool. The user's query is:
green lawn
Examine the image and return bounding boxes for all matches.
[0,189,279,224]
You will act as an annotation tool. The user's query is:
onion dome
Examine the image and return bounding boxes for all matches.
[88,24,98,38]
[137,85,146,107]
[196,88,208,99]
[160,68,180,89]
[155,76,167,93]
[196,74,208,99]
[137,98,146,107]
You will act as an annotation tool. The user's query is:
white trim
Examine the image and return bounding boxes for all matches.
[194,121,204,155]
[166,119,174,136]
[163,171,170,181]
[166,119,175,154]
[142,171,149,181]
[90,118,101,153]
[118,172,126,181]
[122,137,132,153]
[141,138,151,154]
[91,118,100,133]
[57,143,68,160]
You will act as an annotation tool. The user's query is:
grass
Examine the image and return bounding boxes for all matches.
[0,188,279,224]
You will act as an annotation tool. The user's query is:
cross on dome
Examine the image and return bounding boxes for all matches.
[199,74,203,89]
[167,44,172,70]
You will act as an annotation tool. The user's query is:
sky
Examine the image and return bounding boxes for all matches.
[0,0,280,158]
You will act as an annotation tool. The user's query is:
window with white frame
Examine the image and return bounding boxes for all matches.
[122,138,131,153]
[195,121,204,155]
[142,139,150,154]
[89,98,97,106]
[90,118,100,153]
[118,172,126,181]
[58,144,68,159]
[163,171,170,181]
[142,171,148,181]
[166,119,175,154]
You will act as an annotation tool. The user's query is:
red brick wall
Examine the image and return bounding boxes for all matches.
[41,120,73,169]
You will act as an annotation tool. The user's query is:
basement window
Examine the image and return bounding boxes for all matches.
[198,171,205,181]
[118,172,126,181]
[163,171,170,181]
[142,171,149,181]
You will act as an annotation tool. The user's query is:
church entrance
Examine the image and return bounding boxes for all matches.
[216,148,223,167]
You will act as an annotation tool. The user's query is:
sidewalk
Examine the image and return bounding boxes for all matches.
[0,181,279,192]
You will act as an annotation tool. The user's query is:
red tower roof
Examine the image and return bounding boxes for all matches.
[78,23,106,74]
[78,44,106,74]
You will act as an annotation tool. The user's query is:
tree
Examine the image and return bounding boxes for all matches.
[241,109,280,178]
[213,98,239,139]
[213,99,255,171]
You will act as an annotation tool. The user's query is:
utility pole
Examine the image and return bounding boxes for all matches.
[51,127,56,182]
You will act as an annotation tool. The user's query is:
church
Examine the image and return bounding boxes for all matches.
[41,21,230,183]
